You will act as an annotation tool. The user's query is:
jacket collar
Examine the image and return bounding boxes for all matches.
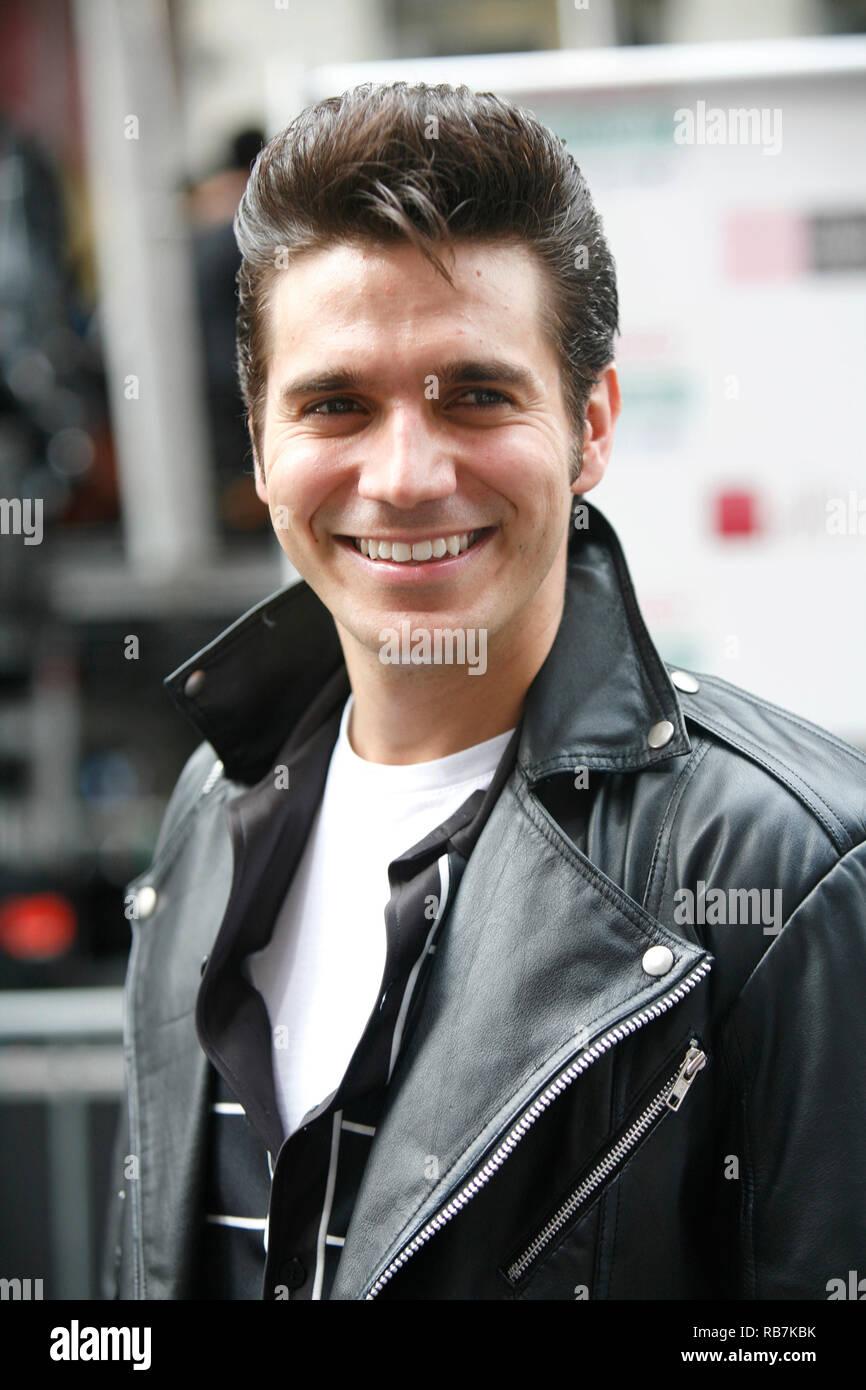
[164,500,690,784]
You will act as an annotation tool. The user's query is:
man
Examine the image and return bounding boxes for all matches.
[104,82,866,1301]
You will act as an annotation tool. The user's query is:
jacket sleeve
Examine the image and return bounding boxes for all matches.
[99,740,219,1299]
[717,837,866,1299]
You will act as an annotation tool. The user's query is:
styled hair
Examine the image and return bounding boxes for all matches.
[233,81,619,482]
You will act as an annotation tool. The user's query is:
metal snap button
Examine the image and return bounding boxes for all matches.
[136,885,157,919]
[670,670,700,693]
[642,944,674,976]
[184,668,206,698]
[647,720,675,749]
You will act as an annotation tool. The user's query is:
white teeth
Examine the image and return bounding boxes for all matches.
[352,530,484,562]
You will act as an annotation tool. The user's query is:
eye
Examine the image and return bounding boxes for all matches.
[303,396,363,416]
[453,388,512,407]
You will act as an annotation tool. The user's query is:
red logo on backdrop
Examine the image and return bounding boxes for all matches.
[714,491,763,537]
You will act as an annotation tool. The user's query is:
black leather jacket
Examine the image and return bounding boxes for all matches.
[104,503,866,1300]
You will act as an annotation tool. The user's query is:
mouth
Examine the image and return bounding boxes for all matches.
[335,527,496,571]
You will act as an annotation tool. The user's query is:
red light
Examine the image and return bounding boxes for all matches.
[0,894,77,960]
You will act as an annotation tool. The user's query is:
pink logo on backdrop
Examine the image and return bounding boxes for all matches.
[722,209,808,282]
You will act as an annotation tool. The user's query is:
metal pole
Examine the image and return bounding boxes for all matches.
[72,0,216,577]
[47,1097,92,1298]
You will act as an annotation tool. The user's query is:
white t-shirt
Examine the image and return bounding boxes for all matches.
[244,692,514,1139]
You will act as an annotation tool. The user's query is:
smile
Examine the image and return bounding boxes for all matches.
[340,528,495,565]
[353,530,486,563]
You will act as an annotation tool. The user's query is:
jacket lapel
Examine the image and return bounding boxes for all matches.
[129,676,351,1297]
[329,771,712,1300]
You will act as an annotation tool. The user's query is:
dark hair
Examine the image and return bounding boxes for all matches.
[233,81,619,482]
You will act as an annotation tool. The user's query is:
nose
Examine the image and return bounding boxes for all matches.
[355,404,457,509]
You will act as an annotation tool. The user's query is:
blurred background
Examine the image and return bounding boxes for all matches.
[0,0,864,1299]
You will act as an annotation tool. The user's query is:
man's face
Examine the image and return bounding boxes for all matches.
[253,237,586,663]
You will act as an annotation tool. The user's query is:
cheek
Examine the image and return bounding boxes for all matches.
[475,425,565,490]
[481,459,565,532]
[263,441,340,523]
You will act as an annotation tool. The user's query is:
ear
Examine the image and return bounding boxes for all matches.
[571,364,621,497]
[249,413,268,504]
[254,461,268,506]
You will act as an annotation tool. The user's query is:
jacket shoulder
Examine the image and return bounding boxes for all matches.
[667,666,866,854]
[150,739,224,863]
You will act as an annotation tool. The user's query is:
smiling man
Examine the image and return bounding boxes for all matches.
[104,82,866,1303]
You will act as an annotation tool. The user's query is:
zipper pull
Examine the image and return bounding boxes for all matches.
[665,1042,707,1111]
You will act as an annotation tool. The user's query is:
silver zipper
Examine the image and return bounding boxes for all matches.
[505,1039,706,1285]
[365,954,712,1299]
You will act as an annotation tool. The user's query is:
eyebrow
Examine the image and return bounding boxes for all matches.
[275,358,539,406]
